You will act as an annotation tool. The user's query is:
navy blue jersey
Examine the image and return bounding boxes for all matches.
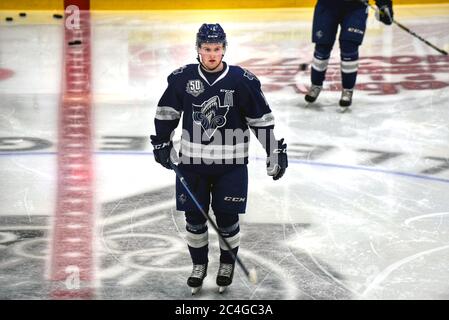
[313,0,369,45]
[154,63,275,173]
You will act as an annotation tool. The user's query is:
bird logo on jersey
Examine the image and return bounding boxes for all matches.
[192,95,230,139]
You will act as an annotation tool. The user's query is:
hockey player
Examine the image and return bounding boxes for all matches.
[305,0,394,108]
[150,24,288,294]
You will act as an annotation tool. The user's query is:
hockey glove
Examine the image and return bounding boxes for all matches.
[375,0,393,25]
[266,138,288,181]
[150,135,175,170]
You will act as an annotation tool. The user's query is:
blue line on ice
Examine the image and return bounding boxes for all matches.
[1,151,449,185]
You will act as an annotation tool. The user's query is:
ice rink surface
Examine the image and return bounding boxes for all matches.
[0,5,449,299]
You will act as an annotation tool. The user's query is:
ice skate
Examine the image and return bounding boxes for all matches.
[304,85,322,103]
[339,88,353,108]
[216,263,235,294]
[187,263,207,295]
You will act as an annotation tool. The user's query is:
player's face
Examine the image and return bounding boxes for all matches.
[198,43,225,71]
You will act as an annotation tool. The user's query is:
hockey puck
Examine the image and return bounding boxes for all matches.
[53,14,63,19]
[68,40,82,46]
[19,13,27,17]
[5,17,13,22]
[299,63,309,71]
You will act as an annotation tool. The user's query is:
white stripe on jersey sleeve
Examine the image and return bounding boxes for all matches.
[155,106,182,120]
[245,112,275,127]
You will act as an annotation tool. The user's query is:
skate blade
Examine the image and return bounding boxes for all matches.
[338,106,351,113]
[218,286,228,294]
[191,286,202,295]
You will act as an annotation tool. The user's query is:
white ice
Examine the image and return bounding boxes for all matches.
[0,7,449,299]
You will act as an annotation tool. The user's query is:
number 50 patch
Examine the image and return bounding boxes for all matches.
[186,79,205,97]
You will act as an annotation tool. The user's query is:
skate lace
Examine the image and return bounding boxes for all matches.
[341,89,353,101]
[308,85,322,97]
[191,264,206,278]
[218,263,234,277]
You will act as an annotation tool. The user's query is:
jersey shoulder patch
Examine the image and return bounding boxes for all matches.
[170,64,197,76]
[167,64,196,83]
[242,68,259,81]
[231,66,261,89]
[230,65,260,83]
[171,65,187,75]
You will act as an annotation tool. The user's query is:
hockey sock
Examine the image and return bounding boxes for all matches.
[185,211,209,265]
[311,43,333,86]
[215,213,240,264]
[340,40,359,90]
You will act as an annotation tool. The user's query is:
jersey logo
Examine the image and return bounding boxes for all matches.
[348,27,364,35]
[178,193,187,204]
[316,30,323,39]
[192,96,230,139]
[172,65,187,75]
[243,69,258,81]
[220,89,234,107]
[186,79,205,97]
[224,197,246,202]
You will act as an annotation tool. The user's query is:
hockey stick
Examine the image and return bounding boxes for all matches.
[169,161,258,284]
[359,0,448,55]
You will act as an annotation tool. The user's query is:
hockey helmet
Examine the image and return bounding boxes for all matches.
[196,23,227,48]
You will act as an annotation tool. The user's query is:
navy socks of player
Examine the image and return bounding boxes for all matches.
[306,39,359,107]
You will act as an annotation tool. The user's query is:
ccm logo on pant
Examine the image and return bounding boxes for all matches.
[224,197,246,202]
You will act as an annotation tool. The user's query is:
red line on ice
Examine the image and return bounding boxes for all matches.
[51,0,95,299]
